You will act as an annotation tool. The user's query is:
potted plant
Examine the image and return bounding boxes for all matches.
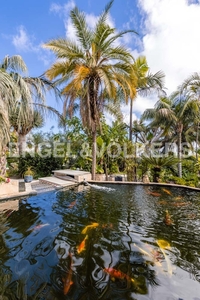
[24,167,34,183]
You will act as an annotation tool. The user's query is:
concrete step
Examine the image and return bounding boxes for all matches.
[38,176,77,187]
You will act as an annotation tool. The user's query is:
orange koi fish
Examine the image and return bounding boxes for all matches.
[104,268,134,283]
[147,191,161,197]
[77,235,88,254]
[68,200,76,209]
[81,222,99,234]
[162,188,171,195]
[171,202,188,207]
[164,210,173,225]
[174,196,183,201]
[62,252,73,295]
[102,223,113,229]
[158,200,167,205]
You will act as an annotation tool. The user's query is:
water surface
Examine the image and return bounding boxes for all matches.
[0,184,200,299]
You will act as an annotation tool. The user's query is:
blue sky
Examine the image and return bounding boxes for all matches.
[1,0,200,131]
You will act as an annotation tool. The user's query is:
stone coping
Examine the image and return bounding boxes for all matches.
[1,179,200,202]
[87,180,200,192]
[0,190,37,201]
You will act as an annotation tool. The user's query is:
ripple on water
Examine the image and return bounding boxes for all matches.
[0,184,200,299]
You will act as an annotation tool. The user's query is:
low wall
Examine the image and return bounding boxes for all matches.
[0,180,19,196]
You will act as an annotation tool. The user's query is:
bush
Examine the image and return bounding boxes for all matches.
[17,153,63,178]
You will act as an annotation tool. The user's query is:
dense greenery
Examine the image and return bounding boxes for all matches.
[1,1,200,187]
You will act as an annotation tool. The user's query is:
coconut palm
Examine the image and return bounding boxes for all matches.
[43,0,137,179]
[129,56,165,141]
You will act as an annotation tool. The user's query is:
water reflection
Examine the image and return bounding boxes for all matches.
[0,184,199,299]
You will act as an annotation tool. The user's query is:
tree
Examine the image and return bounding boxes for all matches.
[43,0,137,179]
[129,56,165,141]
[140,154,178,182]
[0,55,61,157]
[0,58,20,176]
[142,94,200,177]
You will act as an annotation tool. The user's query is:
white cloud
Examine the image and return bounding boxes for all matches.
[11,26,55,68]
[50,0,75,16]
[12,26,38,52]
[138,0,200,93]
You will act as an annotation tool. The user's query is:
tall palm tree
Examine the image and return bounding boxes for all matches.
[142,94,200,177]
[0,61,20,176]
[129,56,165,141]
[178,72,200,159]
[43,0,137,179]
[0,55,61,157]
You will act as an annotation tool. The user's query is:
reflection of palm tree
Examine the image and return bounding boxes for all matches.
[43,1,137,179]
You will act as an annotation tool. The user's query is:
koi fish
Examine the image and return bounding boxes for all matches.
[81,222,99,234]
[62,252,73,295]
[133,243,162,267]
[164,210,173,225]
[77,235,88,254]
[104,267,134,283]
[147,191,161,197]
[174,196,183,201]
[158,200,167,205]
[156,239,172,275]
[102,223,113,229]
[68,200,76,209]
[162,188,171,195]
[27,223,49,232]
[171,202,188,207]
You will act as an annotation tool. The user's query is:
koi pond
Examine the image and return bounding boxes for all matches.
[0,184,200,300]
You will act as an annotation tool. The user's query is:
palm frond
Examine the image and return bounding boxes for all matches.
[70,6,92,51]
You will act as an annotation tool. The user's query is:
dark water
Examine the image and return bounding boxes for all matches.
[0,184,200,300]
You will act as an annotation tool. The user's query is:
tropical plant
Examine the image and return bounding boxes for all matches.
[142,93,200,177]
[0,55,61,156]
[140,154,178,182]
[129,56,165,141]
[43,0,137,179]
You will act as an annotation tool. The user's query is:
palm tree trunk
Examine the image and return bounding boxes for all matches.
[18,134,27,156]
[134,134,137,181]
[92,130,97,180]
[196,122,199,161]
[177,130,182,178]
[129,100,133,141]
[0,147,7,177]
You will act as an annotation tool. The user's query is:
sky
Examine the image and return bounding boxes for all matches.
[1,0,200,131]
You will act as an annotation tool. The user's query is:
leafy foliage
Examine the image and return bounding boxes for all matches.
[17,153,63,178]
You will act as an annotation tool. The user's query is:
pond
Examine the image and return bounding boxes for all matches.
[0,183,200,300]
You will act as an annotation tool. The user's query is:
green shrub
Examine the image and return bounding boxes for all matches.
[17,153,63,178]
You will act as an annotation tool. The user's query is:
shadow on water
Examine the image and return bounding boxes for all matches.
[0,184,200,299]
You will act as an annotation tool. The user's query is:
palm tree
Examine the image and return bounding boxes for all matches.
[43,0,137,179]
[178,72,200,159]
[142,94,200,177]
[0,55,62,157]
[129,56,165,141]
[140,154,178,182]
[10,109,44,155]
[0,60,20,176]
